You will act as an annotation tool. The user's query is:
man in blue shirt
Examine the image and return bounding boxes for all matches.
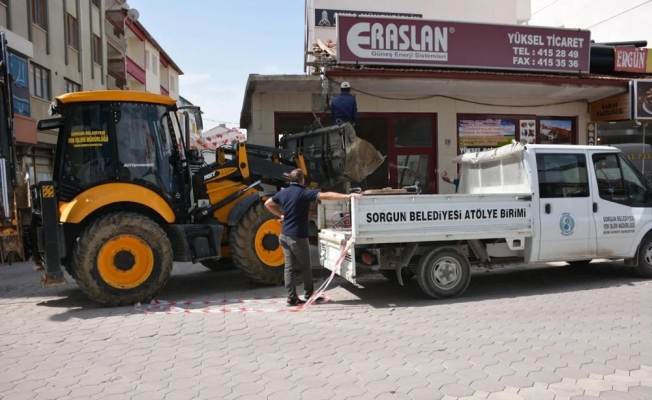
[265,169,362,306]
[331,81,358,125]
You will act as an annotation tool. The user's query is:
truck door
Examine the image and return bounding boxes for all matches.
[589,151,651,258]
[535,151,595,261]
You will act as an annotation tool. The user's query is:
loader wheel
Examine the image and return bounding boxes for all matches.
[229,202,285,284]
[201,258,235,272]
[416,246,471,299]
[73,212,173,306]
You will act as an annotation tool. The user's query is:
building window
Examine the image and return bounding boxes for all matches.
[64,78,81,93]
[92,34,101,64]
[170,76,175,91]
[152,55,157,74]
[7,52,30,116]
[145,50,149,69]
[32,0,47,30]
[91,0,101,8]
[30,63,51,100]
[536,153,589,198]
[67,14,79,50]
[0,0,7,6]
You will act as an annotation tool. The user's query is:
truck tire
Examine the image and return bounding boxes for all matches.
[380,269,415,282]
[416,246,471,299]
[73,212,173,306]
[201,258,235,272]
[229,202,285,284]
[635,236,652,278]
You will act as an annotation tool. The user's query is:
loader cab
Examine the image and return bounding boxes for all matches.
[39,91,194,219]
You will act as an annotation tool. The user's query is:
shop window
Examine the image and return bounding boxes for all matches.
[397,154,429,193]
[30,63,50,100]
[458,116,518,154]
[536,153,589,198]
[537,117,575,145]
[67,14,79,51]
[394,117,432,147]
[92,34,102,65]
[593,153,649,205]
[7,52,30,116]
[64,78,81,93]
[32,0,46,30]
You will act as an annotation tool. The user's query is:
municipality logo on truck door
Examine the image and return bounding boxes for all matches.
[559,213,576,235]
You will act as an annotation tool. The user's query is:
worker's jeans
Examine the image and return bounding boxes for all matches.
[279,234,314,299]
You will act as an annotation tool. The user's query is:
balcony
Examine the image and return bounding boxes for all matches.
[160,86,169,96]
[107,57,127,90]
[126,56,146,84]
[105,21,127,52]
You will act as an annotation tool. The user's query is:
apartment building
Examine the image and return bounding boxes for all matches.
[0,0,183,186]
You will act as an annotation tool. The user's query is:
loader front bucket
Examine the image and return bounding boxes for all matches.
[279,122,385,188]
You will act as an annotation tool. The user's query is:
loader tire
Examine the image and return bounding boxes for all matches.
[201,258,235,272]
[73,212,173,306]
[229,202,285,285]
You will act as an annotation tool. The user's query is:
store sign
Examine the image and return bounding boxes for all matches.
[631,80,652,121]
[589,93,631,122]
[614,47,651,73]
[336,15,591,74]
[315,9,422,27]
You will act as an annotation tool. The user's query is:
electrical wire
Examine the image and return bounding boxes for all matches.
[531,0,562,16]
[585,0,652,29]
[326,76,587,108]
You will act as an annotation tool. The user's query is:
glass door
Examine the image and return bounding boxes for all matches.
[389,115,437,194]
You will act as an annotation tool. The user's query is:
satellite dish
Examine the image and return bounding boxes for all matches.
[126,8,139,22]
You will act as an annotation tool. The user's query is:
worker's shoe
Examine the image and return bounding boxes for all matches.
[287,297,306,306]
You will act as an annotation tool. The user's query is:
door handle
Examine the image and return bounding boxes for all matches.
[545,204,551,214]
[593,202,598,212]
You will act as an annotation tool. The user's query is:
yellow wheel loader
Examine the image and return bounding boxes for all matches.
[31,90,383,306]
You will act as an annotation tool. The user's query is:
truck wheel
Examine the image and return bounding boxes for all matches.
[229,202,284,284]
[380,269,415,282]
[201,258,235,272]
[416,247,471,299]
[635,236,652,278]
[73,212,173,306]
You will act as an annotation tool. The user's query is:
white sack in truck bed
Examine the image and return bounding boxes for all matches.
[341,123,386,183]
[452,141,532,195]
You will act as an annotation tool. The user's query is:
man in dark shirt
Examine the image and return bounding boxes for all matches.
[331,81,358,125]
[265,169,362,305]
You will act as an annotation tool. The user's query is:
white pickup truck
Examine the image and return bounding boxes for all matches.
[318,142,652,299]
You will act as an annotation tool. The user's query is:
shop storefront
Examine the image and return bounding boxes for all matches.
[591,79,652,181]
[240,14,646,194]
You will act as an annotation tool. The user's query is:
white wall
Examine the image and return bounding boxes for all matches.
[144,41,159,93]
[306,0,532,50]
[248,91,587,194]
[529,0,651,44]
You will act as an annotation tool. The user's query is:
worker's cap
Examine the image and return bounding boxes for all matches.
[341,81,351,89]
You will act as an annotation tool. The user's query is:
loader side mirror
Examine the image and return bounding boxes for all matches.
[194,109,203,131]
[37,117,64,132]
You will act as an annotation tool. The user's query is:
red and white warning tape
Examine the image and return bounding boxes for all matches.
[133,238,353,315]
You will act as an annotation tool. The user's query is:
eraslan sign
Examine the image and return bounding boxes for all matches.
[335,15,591,74]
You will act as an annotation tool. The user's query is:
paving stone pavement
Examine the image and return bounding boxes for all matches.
[1,259,651,400]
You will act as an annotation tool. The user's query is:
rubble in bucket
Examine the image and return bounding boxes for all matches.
[279,122,385,188]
